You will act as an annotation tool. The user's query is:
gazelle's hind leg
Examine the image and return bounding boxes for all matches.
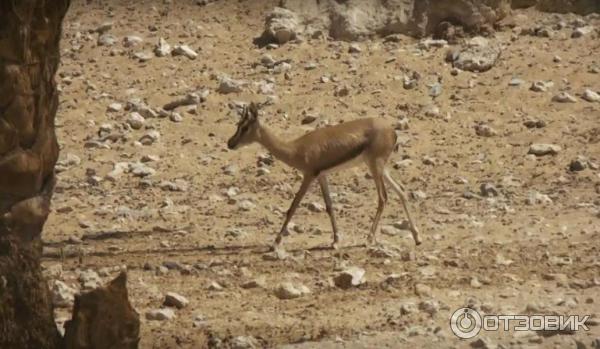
[318,176,340,249]
[367,159,388,246]
[383,169,422,245]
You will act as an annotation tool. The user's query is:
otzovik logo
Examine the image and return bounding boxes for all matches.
[450,308,591,339]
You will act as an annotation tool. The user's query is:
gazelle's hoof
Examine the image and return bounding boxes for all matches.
[411,228,422,246]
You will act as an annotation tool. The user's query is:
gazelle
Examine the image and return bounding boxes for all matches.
[227,102,421,250]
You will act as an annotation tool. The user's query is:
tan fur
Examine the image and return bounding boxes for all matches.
[227,103,421,249]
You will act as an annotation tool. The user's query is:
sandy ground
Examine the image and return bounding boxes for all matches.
[42,0,600,348]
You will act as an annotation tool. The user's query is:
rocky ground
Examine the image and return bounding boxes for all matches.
[42,0,600,348]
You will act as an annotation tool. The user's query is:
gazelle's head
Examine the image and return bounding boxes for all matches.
[227,102,261,150]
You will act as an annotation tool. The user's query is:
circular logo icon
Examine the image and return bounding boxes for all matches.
[450,307,482,339]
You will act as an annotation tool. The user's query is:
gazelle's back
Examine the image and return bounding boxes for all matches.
[292,118,397,174]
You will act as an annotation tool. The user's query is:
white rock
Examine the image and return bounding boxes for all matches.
[154,37,172,57]
[107,103,122,112]
[528,143,561,156]
[552,92,577,103]
[172,45,198,59]
[582,89,600,102]
[572,26,594,38]
[146,308,176,321]
[526,191,553,205]
[454,44,501,72]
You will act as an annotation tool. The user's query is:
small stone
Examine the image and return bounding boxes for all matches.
[97,33,116,46]
[129,162,156,177]
[146,308,175,321]
[582,89,600,102]
[474,124,497,137]
[241,277,266,289]
[238,200,256,211]
[552,92,577,103]
[208,281,224,291]
[526,191,553,205]
[333,267,366,289]
[470,337,494,349]
[480,183,499,197]
[572,26,594,38]
[217,76,245,94]
[307,202,324,213]
[569,156,588,172]
[274,282,310,300]
[94,22,112,34]
[348,43,362,53]
[415,283,432,297]
[530,80,553,92]
[107,103,122,112]
[418,300,439,316]
[133,52,153,62]
[509,78,525,86]
[139,130,160,145]
[164,292,189,309]
[231,336,259,349]
[172,45,198,59]
[301,114,317,124]
[528,143,561,156]
[523,119,546,128]
[123,35,143,47]
[127,112,145,129]
[154,37,172,57]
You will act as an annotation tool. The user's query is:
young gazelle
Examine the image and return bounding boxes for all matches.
[227,102,421,250]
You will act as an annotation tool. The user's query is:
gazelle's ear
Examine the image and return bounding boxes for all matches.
[248,102,259,120]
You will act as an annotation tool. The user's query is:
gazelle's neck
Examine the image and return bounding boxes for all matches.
[256,123,296,166]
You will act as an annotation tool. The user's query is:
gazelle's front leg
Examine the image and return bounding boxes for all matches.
[318,175,340,249]
[274,174,315,249]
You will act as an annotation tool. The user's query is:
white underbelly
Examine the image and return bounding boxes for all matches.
[320,152,366,176]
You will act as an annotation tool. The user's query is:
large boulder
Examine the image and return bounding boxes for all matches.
[260,0,511,43]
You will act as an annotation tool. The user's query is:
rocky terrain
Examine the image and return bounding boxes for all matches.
[42,0,599,348]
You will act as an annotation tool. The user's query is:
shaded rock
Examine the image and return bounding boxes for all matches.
[260,7,299,45]
[123,35,143,47]
[127,112,145,129]
[274,282,310,299]
[333,267,366,289]
[97,33,116,46]
[164,292,189,309]
[569,156,589,172]
[52,280,76,308]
